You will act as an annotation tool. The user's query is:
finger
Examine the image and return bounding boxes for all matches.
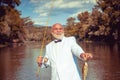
[44,58,48,62]
[83,54,87,60]
[87,54,93,59]
[37,56,43,63]
[38,56,43,59]
[89,54,93,58]
[38,63,42,67]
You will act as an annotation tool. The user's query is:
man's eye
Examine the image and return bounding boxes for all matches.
[59,28,63,30]
[54,28,58,30]
[54,28,63,30]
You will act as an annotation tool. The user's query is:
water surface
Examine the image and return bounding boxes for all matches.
[0,42,120,80]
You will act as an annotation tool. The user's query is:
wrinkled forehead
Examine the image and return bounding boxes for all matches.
[51,24,64,29]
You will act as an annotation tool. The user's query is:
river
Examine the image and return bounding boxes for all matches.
[0,42,120,80]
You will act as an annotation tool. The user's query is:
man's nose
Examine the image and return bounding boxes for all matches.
[57,29,62,32]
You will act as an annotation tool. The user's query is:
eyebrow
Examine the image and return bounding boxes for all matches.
[53,27,64,29]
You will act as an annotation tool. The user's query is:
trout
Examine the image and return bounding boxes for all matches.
[82,61,88,80]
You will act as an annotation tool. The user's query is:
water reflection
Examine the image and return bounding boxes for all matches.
[79,42,120,80]
[0,42,120,80]
[0,43,50,80]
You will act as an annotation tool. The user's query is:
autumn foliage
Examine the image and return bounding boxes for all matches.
[0,0,120,46]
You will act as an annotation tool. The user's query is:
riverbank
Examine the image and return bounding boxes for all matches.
[1,40,120,49]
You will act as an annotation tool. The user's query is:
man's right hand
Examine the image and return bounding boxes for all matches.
[37,56,48,67]
[37,56,43,67]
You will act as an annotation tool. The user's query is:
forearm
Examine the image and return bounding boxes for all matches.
[72,44,85,58]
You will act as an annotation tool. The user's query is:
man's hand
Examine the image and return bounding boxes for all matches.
[37,56,43,67]
[37,56,48,67]
[80,53,93,61]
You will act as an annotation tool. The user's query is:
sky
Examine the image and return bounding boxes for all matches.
[17,0,97,26]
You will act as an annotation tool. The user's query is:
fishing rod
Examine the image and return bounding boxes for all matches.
[36,0,56,76]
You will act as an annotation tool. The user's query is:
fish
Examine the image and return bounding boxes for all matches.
[82,61,88,80]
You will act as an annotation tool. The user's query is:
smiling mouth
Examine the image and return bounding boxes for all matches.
[56,32,63,35]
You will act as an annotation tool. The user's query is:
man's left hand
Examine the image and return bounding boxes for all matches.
[80,53,93,61]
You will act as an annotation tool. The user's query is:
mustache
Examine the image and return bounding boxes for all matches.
[52,33,64,39]
[52,32,64,35]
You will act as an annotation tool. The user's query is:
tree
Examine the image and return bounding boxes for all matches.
[0,0,24,44]
[77,11,92,40]
[65,17,79,37]
[66,17,75,26]
[96,0,120,41]
[0,0,21,8]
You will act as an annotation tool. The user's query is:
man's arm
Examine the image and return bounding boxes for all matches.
[71,37,93,60]
[71,37,84,58]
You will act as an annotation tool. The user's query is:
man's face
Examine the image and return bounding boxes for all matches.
[51,24,64,39]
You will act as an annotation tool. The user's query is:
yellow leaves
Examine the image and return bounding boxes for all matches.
[78,11,90,22]
[65,26,78,36]
[104,7,113,13]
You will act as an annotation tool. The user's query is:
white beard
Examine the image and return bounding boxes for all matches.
[52,33,64,39]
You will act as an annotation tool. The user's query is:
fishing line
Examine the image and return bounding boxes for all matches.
[36,0,56,76]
